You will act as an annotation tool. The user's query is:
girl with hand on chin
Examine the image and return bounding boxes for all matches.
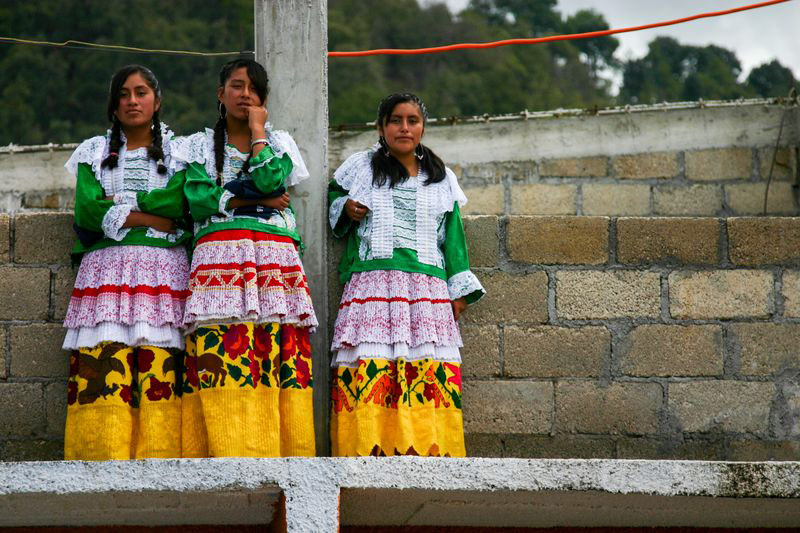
[329,92,485,457]
[63,65,190,460]
[175,58,316,458]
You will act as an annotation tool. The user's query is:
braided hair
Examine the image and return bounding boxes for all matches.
[101,65,166,174]
[371,92,445,188]
[213,58,269,185]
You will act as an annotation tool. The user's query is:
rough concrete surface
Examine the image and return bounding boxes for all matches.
[0,458,798,530]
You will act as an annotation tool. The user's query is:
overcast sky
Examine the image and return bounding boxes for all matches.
[441,0,799,84]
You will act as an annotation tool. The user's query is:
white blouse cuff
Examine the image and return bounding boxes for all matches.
[447,270,485,302]
[101,204,133,241]
[219,190,236,217]
[113,191,140,211]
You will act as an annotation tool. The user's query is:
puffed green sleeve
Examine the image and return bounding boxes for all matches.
[136,170,188,220]
[183,162,231,222]
[249,146,294,195]
[328,179,353,238]
[442,202,485,304]
[73,163,114,232]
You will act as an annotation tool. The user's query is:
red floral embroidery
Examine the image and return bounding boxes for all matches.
[332,382,353,413]
[280,324,298,362]
[223,324,250,359]
[184,353,199,388]
[145,376,173,401]
[248,351,261,387]
[119,384,133,405]
[137,349,155,373]
[444,362,462,391]
[404,361,419,384]
[253,326,272,359]
[295,356,311,388]
[297,328,311,358]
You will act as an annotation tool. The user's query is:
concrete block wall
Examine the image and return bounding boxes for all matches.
[0,212,74,461]
[452,146,798,217]
[457,214,800,460]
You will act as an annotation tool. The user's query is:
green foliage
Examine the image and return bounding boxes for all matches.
[0,0,795,144]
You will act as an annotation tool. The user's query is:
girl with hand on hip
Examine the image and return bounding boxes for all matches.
[329,92,485,457]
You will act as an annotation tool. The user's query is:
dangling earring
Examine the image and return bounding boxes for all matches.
[379,136,390,157]
[415,144,424,161]
[218,101,227,119]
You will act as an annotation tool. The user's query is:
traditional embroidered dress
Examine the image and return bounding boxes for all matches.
[63,125,191,460]
[329,149,485,457]
[176,126,317,457]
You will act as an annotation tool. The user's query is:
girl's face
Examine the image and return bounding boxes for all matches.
[218,67,264,122]
[116,72,160,129]
[379,101,424,158]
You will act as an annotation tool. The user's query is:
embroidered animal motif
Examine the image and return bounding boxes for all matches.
[78,342,127,405]
[197,352,227,387]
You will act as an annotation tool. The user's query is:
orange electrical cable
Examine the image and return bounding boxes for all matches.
[328,0,793,57]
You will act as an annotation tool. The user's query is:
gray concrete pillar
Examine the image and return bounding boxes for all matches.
[254,0,330,455]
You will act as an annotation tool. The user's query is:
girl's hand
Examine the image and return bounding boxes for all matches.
[247,105,268,136]
[146,214,177,234]
[345,199,369,221]
[260,193,290,210]
[451,297,468,321]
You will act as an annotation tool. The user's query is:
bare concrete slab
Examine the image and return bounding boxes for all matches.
[0,458,797,531]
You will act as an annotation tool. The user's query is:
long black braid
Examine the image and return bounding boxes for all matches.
[100,64,165,173]
[213,58,270,185]
[149,109,167,174]
[101,116,123,170]
[371,92,445,188]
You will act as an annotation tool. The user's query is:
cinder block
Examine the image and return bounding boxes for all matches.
[504,326,609,378]
[504,434,615,459]
[783,270,800,317]
[463,216,499,268]
[0,267,50,320]
[727,182,797,215]
[13,212,74,265]
[728,217,800,266]
[10,324,68,378]
[52,265,78,321]
[465,271,548,325]
[653,185,723,216]
[618,325,723,377]
[22,191,62,209]
[669,381,773,433]
[46,382,67,436]
[759,146,797,181]
[507,216,608,265]
[540,156,607,177]
[0,383,45,437]
[729,440,800,461]
[617,217,719,265]
[582,184,650,216]
[0,439,63,462]
[464,433,504,457]
[511,184,576,215]
[0,328,6,379]
[616,437,722,460]
[462,380,553,434]
[555,381,662,435]
[685,147,752,181]
[730,323,800,376]
[460,325,501,378]
[669,270,773,319]
[0,213,9,262]
[613,152,679,180]
[462,184,504,215]
[556,270,661,320]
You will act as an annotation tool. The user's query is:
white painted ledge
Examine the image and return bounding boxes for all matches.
[0,458,798,531]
